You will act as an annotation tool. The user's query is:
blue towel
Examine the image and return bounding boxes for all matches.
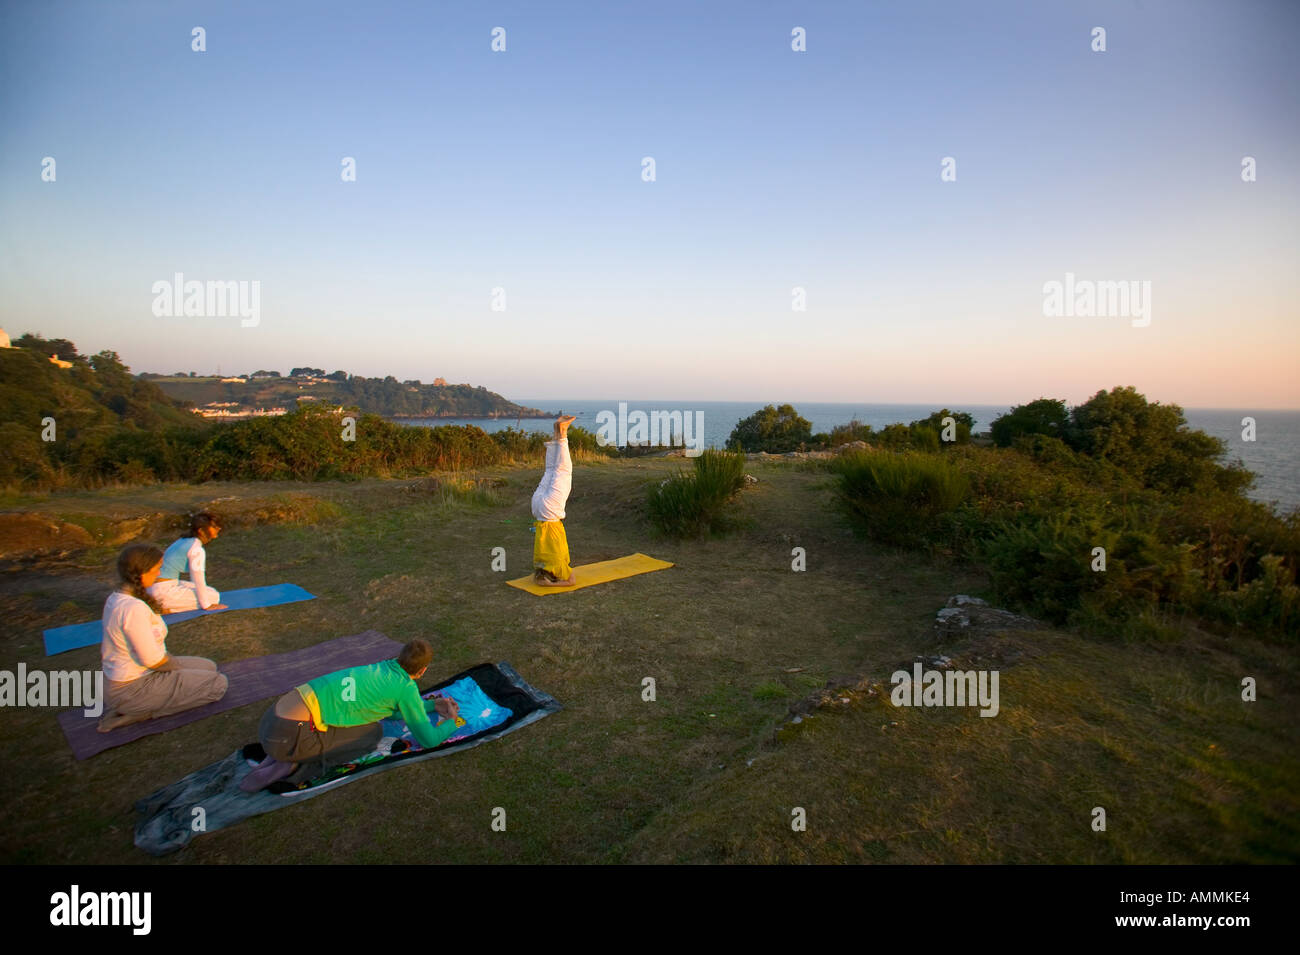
[380,676,514,747]
[42,584,317,655]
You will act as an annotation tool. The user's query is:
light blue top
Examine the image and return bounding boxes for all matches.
[159,537,199,579]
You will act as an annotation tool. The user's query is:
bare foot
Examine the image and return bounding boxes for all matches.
[554,414,577,439]
[538,573,577,587]
[98,710,149,733]
[204,603,229,611]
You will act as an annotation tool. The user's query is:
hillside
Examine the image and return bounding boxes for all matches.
[145,372,550,419]
[0,336,200,434]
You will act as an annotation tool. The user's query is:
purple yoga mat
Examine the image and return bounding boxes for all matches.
[58,630,403,760]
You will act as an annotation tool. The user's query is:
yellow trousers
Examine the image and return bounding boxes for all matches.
[533,520,571,579]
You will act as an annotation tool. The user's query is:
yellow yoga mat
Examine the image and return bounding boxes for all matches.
[507,553,674,595]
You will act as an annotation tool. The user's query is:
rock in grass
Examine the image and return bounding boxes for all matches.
[936,595,1042,633]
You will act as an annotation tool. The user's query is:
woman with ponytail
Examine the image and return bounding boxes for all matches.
[149,511,227,612]
[98,543,228,733]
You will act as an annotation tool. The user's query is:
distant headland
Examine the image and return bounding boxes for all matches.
[139,367,551,420]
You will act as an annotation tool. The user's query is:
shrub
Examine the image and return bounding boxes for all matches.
[875,423,913,451]
[990,398,1069,447]
[491,426,548,461]
[1065,386,1236,493]
[832,451,969,547]
[0,421,58,488]
[942,445,1298,640]
[648,449,747,537]
[726,404,812,453]
[828,418,874,447]
[909,409,973,447]
[979,511,1119,625]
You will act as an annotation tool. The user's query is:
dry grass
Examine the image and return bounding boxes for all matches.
[0,460,1295,864]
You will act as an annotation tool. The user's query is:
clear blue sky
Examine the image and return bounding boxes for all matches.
[2,0,1297,407]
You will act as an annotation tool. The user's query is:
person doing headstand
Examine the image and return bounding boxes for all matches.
[531,415,577,586]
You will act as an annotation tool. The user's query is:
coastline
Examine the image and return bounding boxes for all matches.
[386,411,553,421]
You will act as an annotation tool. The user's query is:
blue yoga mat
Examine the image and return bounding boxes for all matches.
[42,583,316,656]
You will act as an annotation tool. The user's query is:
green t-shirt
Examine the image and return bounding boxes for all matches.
[303,659,458,750]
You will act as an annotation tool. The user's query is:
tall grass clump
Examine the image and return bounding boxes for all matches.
[648,449,747,537]
[832,450,970,547]
[428,474,507,511]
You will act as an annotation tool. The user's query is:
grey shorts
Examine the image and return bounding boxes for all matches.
[256,705,382,784]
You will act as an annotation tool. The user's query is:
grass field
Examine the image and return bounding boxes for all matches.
[1,457,1296,864]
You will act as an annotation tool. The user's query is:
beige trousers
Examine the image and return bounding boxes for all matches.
[102,656,228,726]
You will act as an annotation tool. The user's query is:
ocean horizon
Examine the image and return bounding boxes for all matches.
[394,400,1300,514]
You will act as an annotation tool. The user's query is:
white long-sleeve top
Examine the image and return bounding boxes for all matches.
[101,591,168,682]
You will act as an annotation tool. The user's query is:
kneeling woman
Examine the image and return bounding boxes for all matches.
[531,415,578,586]
[240,638,460,792]
[99,544,229,733]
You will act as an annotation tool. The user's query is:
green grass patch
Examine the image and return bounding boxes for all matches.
[752,682,790,701]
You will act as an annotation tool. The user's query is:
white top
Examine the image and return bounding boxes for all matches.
[101,591,168,682]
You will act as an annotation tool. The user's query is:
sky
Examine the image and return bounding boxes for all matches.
[1,0,1297,408]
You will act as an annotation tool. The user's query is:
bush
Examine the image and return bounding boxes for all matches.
[859,411,973,452]
[979,511,1118,625]
[874,424,913,451]
[828,419,874,447]
[726,404,812,453]
[832,451,969,547]
[1064,386,1237,493]
[990,398,1069,447]
[940,445,1298,640]
[909,409,973,447]
[818,395,1297,642]
[0,421,58,487]
[648,449,747,537]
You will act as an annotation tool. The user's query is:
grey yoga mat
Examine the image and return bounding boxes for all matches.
[133,661,562,855]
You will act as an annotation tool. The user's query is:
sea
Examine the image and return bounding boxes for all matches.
[395,400,1300,515]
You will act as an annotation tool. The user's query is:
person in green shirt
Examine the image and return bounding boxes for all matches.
[240,638,460,792]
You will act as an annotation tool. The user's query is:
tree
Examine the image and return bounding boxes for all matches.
[909,408,974,447]
[1065,386,1232,492]
[14,333,82,362]
[990,398,1068,447]
[726,404,812,453]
